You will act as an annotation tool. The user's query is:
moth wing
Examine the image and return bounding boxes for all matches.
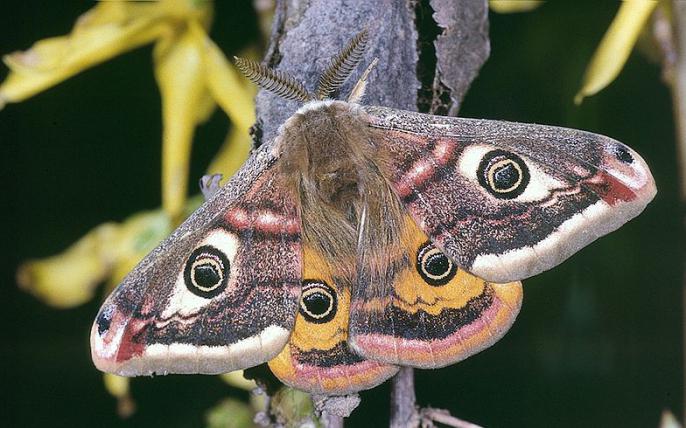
[268,245,398,394]
[91,155,302,376]
[348,216,522,368]
[364,106,656,283]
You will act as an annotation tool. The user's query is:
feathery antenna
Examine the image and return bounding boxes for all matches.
[315,29,370,100]
[234,57,313,102]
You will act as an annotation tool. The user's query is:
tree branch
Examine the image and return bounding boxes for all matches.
[390,367,419,428]
[252,0,491,426]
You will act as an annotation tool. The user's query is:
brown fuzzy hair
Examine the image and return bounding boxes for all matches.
[277,101,407,293]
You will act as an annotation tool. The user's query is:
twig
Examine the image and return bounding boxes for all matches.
[389,367,419,428]
[420,408,484,428]
[321,414,344,428]
[255,0,490,425]
[313,394,361,428]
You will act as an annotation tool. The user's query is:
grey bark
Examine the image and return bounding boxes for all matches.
[256,0,419,145]
[430,0,490,115]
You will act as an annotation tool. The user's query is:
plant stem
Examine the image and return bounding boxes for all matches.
[389,367,418,428]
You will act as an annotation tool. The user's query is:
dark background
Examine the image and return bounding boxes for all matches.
[1,2,681,427]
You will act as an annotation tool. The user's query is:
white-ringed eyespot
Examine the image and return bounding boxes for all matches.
[417,241,457,286]
[299,280,337,323]
[183,245,230,298]
[477,150,530,199]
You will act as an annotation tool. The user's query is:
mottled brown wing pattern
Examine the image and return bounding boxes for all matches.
[365,106,656,283]
[91,160,303,376]
[90,96,657,395]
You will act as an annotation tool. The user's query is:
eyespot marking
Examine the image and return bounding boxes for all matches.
[613,144,634,164]
[477,150,530,199]
[183,245,230,298]
[417,241,457,286]
[299,280,337,323]
[96,307,113,336]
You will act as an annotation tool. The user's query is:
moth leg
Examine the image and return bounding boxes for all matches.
[199,174,223,201]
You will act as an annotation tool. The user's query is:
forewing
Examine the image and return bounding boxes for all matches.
[91,157,302,376]
[365,106,656,283]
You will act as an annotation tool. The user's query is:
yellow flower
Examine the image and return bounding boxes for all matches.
[575,1,659,104]
[5,1,271,416]
[0,0,255,222]
[104,373,136,418]
[16,199,201,308]
[489,0,544,14]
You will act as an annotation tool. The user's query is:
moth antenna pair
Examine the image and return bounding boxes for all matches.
[234,29,369,102]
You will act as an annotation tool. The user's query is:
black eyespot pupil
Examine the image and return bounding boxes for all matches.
[194,263,220,288]
[303,292,330,316]
[425,253,450,276]
[493,163,519,190]
[96,309,112,336]
[614,145,634,164]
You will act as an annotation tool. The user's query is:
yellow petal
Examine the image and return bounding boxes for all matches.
[575,1,658,104]
[194,88,218,124]
[104,373,129,398]
[206,126,252,178]
[489,0,544,13]
[219,371,257,391]
[154,27,207,223]
[157,0,214,28]
[16,223,119,308]
[103,374,136,418]
[0,2,170,107]
[16,203,178,305]
[191,22,256,133]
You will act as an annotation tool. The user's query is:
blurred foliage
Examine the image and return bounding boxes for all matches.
[2,0,263,422]
[270,388,319,428]
[1,1,682,427]
[205,398,258,428]
[489,0,544,14]
[0,0,256,222]
[575,0,661,104]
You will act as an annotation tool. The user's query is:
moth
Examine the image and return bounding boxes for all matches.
[91,31,656,395]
